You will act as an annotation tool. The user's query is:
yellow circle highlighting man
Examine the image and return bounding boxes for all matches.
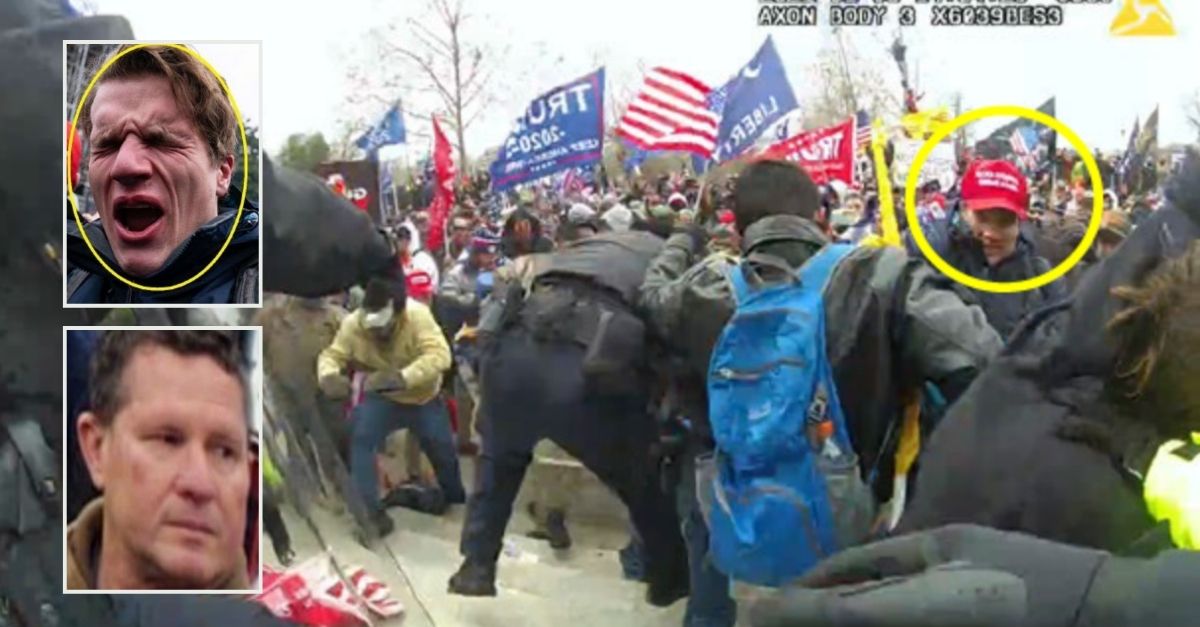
[905,105,1104,294]
[66,43,249,293]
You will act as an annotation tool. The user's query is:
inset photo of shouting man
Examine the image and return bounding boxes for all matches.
[64,41,262,306]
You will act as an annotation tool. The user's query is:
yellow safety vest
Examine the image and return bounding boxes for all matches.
[262,446,283,490]
[1143,434,1200,550]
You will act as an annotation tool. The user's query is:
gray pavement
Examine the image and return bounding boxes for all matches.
[264,453,690,627]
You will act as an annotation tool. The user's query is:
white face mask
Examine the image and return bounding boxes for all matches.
[362,301,395,329]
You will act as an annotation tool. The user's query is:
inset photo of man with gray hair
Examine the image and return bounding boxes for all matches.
[64,328,263,592]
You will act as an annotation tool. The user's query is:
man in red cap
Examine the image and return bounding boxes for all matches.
[931,159,1066,339]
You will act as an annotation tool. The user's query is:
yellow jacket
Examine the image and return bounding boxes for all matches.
[317,300,451,406]
[1143,434,1200,550]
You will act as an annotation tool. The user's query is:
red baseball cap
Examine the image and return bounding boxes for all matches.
[960,160,1029,220]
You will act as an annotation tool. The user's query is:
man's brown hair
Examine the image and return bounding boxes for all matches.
[79,44,237,164]
[88,330,247,428]
[1107,240,1200,437]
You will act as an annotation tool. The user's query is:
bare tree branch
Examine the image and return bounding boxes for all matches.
[460,62,497,113]
[407,17,455,59]
[1186,91,1200,142]
[463,99,492,131]
[407,25,454,70]
[337,0,538,167]
[382,40,456,109]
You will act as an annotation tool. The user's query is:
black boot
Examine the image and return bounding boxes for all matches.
[275,544,296,567]
[544,509,572,550]
[371,508,395,538]
[645,558,689,607]
[447,559,497,596]
[645,575,689,608]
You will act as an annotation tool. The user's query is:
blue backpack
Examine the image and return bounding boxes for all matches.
[703,243,875,587]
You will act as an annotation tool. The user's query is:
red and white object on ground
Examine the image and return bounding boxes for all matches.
[254,555,405,626]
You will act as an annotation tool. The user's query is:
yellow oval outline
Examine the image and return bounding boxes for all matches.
[66,42,249,293]
[904,105,1103,294]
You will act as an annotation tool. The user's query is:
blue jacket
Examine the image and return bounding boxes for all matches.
[66,200,259,305]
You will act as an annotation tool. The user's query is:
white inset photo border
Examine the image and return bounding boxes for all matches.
[62,326,265,594]
[62,40,264,309]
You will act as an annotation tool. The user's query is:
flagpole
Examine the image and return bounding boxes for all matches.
[834,27,859,115]
[391,171,399,220]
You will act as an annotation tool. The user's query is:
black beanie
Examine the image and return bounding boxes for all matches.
[365,268,407,311]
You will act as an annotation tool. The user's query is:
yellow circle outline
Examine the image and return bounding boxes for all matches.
[905,106,1103,294]
[67,43,249,293]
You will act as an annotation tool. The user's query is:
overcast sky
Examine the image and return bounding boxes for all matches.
[191,42,260,127]
[96,0,1196,162]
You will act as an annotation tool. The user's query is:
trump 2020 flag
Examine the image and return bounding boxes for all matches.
[356,102,407,156]
[712,36,799,163]
[490,68,606,192]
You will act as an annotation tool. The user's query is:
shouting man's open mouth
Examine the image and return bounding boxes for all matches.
[113,194,166,244]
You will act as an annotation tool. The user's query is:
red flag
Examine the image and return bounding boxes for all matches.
[425,115,456,253]
[762,118,856,186]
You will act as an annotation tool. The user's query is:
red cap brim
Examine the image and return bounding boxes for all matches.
[964,197,1027,220]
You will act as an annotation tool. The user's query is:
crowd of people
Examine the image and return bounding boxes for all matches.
[4,2,1195,624]
[254,135,1198,626]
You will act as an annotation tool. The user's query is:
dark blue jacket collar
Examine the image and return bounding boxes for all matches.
[67,205,258,304]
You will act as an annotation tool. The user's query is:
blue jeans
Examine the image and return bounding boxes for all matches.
[677,445,736,627]
[350,393,466,510]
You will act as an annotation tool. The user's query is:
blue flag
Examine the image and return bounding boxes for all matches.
[625,142,665,173]
[712,36,798,163]
[356,103,407,157]
[692,82,731,174]
[490,68,606,192]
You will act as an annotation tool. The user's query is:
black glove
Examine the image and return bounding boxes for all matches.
[750,524,1107,627]
[365,370,406,393]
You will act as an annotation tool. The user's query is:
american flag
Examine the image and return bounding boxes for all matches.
[692,81,730,172]
[559,167,586,195]
[708,81,730,120]
[324,565,404,618]
[1010,126,1039,171]
[617,67,721,157]
[854,109,872,154]
[257,560,404,625]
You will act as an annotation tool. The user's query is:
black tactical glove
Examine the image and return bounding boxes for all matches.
[364,370,406,394]
[751,524,1107,627]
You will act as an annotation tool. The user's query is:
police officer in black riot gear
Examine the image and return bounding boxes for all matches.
[448,229,690,606]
